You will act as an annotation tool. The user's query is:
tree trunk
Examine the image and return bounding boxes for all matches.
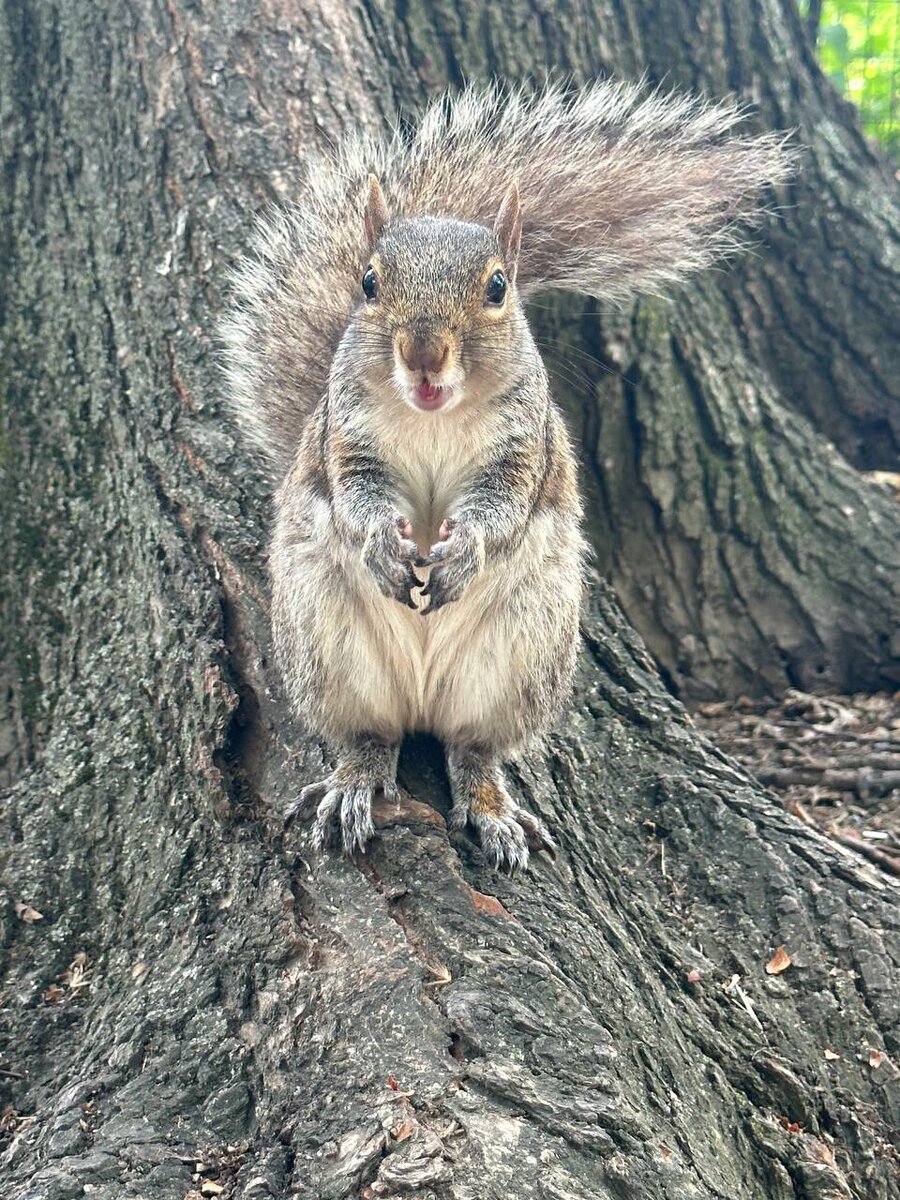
[0,4,898,1200]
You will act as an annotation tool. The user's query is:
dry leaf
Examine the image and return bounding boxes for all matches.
[62,955,91,995]
[807,1138,836,1166]
[686,969,702,984]
[392,1119,415,1142]
[387,1074,399,1091]
[778,1115,802,1134]
[14,902,43,923]
[824,1048,839,1061]
[43,984,65,1005]
[468,888,513,920]
[868,1049,886,1069]
[765,946,792,975]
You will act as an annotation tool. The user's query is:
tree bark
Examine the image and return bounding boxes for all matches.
[0,4,898,1200]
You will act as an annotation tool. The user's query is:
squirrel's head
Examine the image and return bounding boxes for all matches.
[350,177,525,414]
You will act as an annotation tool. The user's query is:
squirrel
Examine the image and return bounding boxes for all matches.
[221,81,792,870]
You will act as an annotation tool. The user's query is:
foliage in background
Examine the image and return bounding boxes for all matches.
[803,0,900,160]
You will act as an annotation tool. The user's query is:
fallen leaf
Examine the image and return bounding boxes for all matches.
[62,955,91,994]
[686,969,702,984]
[387,1074,399,1091]
[807,1138,835,1165]
[778,1115,802,1134]
[765,946,792,975]
[824,1048,839,1061]
[468,888,513,920]
[392,1119,415,1142]
[43,984,65,1005]
[14,902,43,923]
[868,1049,886,1069]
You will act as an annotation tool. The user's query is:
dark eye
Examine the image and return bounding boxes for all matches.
[484,269,507,306]
[362,267,379,302]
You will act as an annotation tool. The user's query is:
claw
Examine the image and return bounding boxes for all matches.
[298,776,399,857]
[285,779,329,825]
[474,813,530,873]
[341,787,375,855]
[450,796,554,872]
[513,806,558,858]
[311,788,342,850]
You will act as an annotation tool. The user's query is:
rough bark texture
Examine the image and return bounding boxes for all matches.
[1,4,898,1200]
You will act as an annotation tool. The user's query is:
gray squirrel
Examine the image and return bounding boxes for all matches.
[221,81,792,870]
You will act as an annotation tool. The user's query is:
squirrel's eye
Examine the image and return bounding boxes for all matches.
[484,270,507,306]
[362,267,379,302]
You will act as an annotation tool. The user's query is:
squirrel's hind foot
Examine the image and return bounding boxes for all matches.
[310,780,400,855]
[291,736,401,857]
[447,745,557,873]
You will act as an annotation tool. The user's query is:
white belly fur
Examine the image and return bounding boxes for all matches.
[303,507,579,751]
[275,401,581,750]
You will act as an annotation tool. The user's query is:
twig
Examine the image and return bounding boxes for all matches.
[756,767,900,796]
[828,828,900,878]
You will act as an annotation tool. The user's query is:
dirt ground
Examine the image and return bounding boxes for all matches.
[692,689,900,878]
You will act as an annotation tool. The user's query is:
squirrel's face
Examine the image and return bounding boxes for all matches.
[352,213,525,415]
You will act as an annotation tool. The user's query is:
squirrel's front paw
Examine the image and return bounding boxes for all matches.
[363,513,421,607]
[420,520,484,613]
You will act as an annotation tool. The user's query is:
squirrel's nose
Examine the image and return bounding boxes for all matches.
[398,331,450,376]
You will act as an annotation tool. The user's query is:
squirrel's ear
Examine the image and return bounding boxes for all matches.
[364,176,390,245]
[494,180,522,270]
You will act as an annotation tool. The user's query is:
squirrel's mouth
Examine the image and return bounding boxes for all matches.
[412,380,450,411]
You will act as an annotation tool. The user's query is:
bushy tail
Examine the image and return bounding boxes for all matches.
[221,80,795,475]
